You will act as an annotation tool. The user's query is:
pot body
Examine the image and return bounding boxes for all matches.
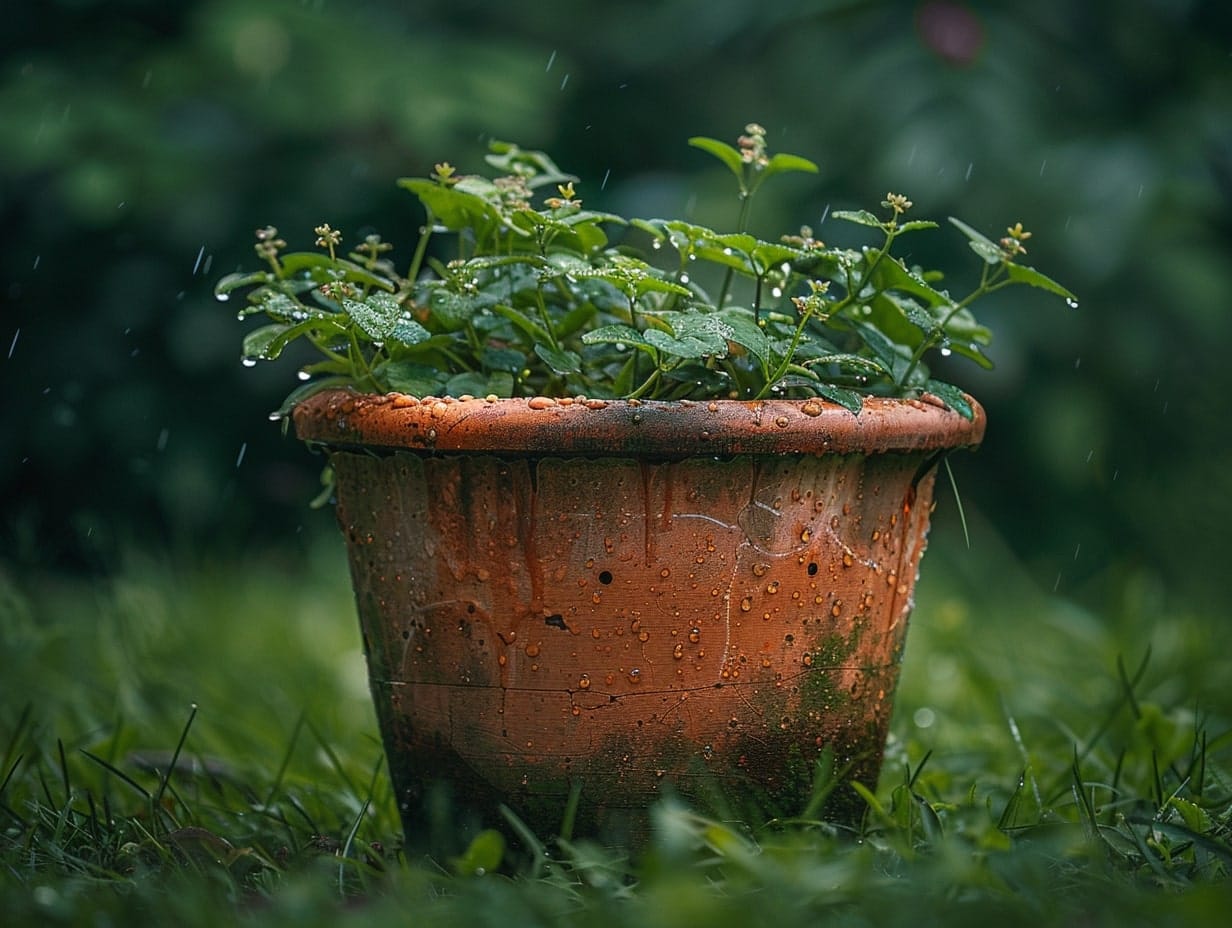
[294,391,984,843]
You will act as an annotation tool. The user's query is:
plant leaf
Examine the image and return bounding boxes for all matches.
[533,343,582,374]
[814,384,865,415]
[242,324,291,362]
[948,216,1004,265]
[924,379,974,420]
[1005,262,1078,300]
[833,209,884,229]
[717,308,771,368]
[581,324,648,347]
[343,294,400,340]
[688,136,746,183]
[382,361,447,396]
[643,328,710,360]
[389,316,431,347]
[215,270,269,297]
[399,178,502,233]
[761,152,820,181]
[444,372,490,397]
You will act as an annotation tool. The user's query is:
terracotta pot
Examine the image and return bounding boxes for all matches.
[293,389,984,845]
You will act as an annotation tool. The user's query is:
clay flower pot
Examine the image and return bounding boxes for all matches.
[293,388,984,844]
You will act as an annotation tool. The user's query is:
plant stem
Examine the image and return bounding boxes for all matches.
[406,208,435,282]
[628,365,662,400]
[755,306,814,400]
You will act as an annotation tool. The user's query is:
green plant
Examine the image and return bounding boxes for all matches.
[218,123,1073,418]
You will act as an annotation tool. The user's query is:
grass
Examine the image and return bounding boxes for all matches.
[2,515,1231,926]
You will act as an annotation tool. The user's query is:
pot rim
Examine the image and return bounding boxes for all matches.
[292,388,985,458]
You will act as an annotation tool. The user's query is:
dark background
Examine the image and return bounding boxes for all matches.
[3,0,1230,614]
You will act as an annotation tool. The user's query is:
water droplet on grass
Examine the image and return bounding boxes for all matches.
[241,357,257,367]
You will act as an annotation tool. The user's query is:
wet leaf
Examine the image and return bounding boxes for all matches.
[343,294,400,340]
[581,324,647,347]
[833,209,884,229]
[1005,262,1077,300]
[215,270,269,297]
[924,379,974,420]
[814,384,865,415]
[533,342,582,374]
[643,328,711,360]
[242,324,290,362]
[718,308,771,368]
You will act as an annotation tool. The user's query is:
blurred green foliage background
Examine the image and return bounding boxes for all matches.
[2,0,1230,618]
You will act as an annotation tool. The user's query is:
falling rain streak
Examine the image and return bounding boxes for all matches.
[7,329,18,360]
[235,442,248,468]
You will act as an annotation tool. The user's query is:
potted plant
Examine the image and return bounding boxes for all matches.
[219,124,1071,848]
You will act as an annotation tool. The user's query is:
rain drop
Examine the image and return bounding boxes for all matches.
[216,292,230,302]
[679,273,690,284]
[1065,297,1079,309]
[241,357,258,367]
[297,369,312,381]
